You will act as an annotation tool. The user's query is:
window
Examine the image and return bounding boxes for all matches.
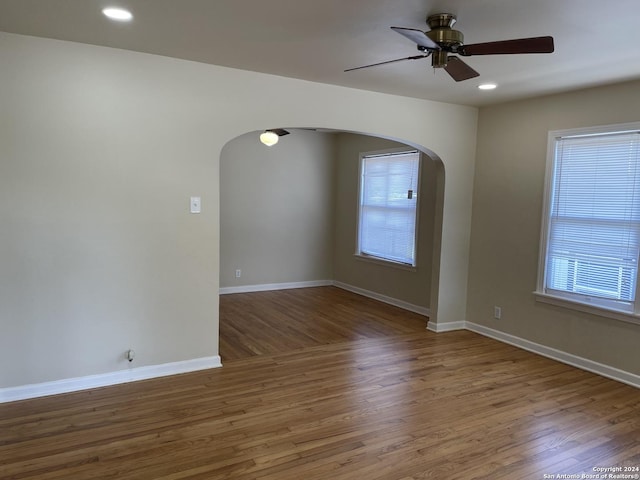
[537,123,640,318]
[356,149,420,267]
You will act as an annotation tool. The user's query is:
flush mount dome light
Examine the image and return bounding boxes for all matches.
[102,7,133,21]
[478,83,497,90]
[260,131,279,146]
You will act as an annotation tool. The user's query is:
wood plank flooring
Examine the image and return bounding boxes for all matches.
[219,287,428,361]
[1,287,639,479]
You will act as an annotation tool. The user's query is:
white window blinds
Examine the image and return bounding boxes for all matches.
[358,150,420,266]
[545,131,640,307]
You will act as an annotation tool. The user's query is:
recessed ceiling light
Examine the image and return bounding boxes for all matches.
[102,7,133,21]
[478,83,497,90]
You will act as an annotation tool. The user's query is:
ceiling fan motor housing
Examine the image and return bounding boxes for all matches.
[425,13,464,68]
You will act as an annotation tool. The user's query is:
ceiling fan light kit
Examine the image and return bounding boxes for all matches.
[346,13,554,82]
[260,131,279,146]
[259,128,290,146]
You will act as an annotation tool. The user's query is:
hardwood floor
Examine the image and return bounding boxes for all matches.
[1,287,639,479]
[219,287,428,361]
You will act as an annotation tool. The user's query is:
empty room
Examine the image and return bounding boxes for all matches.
[1,1,639,479]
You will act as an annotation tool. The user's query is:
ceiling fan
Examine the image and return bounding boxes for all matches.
[345,13,554,81]
[259,128,290,146]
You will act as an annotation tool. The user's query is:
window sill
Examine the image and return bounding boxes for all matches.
[533,291,640,326]
[353,253,417,272]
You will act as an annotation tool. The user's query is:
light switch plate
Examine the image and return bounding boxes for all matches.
[190,196,201,214]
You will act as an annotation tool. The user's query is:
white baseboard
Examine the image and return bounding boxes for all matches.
[333,281,430,317]
[0,355,222,403]
[426,320,466,332]
[220,280,333,295]
[465,322,640,389]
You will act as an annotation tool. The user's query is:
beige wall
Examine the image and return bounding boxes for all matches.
[220,130,335,287]
[333,133,437,308]
[468,79,640,375]
[0,32,477,389]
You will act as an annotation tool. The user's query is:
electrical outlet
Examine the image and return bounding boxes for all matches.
[494,306,502,320]
[235,269,241,278]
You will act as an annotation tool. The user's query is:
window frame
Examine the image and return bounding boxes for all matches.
[535,121,640,326]
[355,147,422,270]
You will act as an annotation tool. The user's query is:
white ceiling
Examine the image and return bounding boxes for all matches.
[1,0,640,107]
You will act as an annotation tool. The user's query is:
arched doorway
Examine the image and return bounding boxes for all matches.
[218,128,446,360]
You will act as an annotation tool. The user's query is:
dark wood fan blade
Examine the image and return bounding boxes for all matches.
[270,129,290,137]
[460,36,554,56]
[390,27,440,50]
[444,57,480,82]
[344,54,429,72]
